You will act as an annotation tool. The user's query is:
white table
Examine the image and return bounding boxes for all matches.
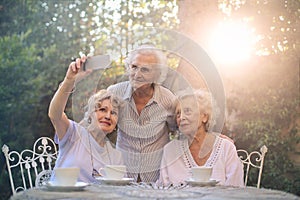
[10,182,299,200]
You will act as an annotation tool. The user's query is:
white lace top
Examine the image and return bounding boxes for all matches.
[158,135,244,187]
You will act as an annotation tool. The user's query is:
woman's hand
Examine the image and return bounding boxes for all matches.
[65,55,92,82]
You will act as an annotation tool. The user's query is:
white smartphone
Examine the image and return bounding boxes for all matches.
[83,55,111,71]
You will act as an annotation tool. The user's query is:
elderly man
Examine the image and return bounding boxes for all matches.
[108,44,176,182]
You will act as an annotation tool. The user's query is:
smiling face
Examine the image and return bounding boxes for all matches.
[128,53,160,91]
[94,99,118,134]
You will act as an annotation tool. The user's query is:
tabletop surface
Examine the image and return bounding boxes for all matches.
[10,182,299,200]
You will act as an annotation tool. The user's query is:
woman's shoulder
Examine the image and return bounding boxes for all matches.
[108,81,130,90]
[164,139,183,151]
[72,120,89,133]
[156,84,175,97]
[154,84,176,107]
[215,134,237,151]
[107,81,131,97]
[55,120,87,145]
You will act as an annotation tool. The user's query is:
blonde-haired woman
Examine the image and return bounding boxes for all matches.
[49,56,123,183]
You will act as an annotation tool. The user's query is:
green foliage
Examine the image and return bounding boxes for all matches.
[0,33,39,146]
[217,0,300,195]
[225,54,299,195]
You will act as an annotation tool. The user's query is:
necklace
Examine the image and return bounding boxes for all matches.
[88,132,112,177]
[198,134,215,159]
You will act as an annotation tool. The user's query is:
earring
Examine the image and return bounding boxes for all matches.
[88,117,92,124]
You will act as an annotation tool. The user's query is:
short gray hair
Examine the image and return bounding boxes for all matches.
[176,89,216,132]
[125,44,168,84]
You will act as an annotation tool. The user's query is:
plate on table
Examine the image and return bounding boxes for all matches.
[186,179,219,187]
[96,177,134,185]
[45,181,89,191]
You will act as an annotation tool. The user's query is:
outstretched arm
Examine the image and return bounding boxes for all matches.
[48,56,89,140]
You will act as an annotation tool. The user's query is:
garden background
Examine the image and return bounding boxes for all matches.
[0,1,299,199]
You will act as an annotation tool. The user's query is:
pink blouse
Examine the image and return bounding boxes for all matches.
[158,135,244,187]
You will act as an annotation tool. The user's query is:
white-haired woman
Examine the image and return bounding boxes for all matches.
[48,56,123,183]
[107,44,176,182]
[158,90,244,187]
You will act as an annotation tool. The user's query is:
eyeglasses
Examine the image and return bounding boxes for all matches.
[128,64,156,74]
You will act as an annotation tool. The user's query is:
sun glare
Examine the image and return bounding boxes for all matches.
[208,20,256,65]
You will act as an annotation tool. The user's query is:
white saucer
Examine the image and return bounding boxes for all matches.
[95,177,134,185]
[186,179,219,187]
[45,181,89,191]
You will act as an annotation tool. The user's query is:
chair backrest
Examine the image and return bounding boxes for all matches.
[237,145,268,188]
[2,137,58,195]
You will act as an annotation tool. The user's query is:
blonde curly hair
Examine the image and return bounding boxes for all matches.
[79,89,123,133]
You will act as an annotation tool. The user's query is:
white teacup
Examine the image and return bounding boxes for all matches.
[191,166,212,182]
[54,167,80,186]
[99,165,126,180]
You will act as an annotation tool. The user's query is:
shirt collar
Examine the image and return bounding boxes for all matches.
[124,83,159,104]
[151,84,159,104]
[123,82,133,100]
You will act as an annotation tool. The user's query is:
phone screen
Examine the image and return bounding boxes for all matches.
[84,55,111,70]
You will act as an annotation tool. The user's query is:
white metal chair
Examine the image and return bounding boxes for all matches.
[237,145,268,188]
[2,137,58,195]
